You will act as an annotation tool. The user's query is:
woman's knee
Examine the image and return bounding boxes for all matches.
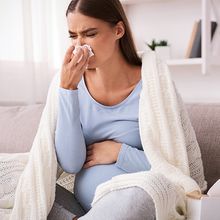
[79,186,156,220]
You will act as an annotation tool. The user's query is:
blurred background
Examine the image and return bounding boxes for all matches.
[0,0,71,105]
[0,0,220,105]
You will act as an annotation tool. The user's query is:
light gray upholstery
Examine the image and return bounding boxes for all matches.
[186,103,220,191]
[0,104,44,153]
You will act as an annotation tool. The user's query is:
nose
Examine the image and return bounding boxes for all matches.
[76,36,85,46]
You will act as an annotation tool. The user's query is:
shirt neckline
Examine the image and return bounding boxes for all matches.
[81,75,142,109]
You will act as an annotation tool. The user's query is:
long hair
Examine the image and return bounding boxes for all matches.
[66,0,142,66]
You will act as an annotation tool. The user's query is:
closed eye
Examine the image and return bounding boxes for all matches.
[86,33,96,37]
[69,33,97,39]
[69,35,77,39]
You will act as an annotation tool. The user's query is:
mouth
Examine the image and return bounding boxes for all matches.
[86,59,96,70]
[86,66,96,71]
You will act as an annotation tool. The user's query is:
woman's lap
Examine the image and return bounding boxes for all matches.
[48,184,156,220]
[79,186,156,220]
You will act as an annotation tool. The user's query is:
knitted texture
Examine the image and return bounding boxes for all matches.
[56,173,75,193]
[0,72,60,220]
[0,51,206,220]
[0,153,29,209]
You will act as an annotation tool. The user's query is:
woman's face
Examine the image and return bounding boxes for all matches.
[67,12,124,69]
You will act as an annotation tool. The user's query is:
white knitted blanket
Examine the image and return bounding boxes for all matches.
[0,51,207,220]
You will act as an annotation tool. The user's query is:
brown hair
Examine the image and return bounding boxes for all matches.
[66,0,142,66]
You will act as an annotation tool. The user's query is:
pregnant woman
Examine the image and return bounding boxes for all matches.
[55,0,156,219]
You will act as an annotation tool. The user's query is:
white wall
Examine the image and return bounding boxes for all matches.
[126,0,202,59]
[125,0,220,103]
[170,66,220,103]
[0,0,71,105]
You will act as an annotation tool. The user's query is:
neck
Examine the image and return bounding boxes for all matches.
[89,48,140,91]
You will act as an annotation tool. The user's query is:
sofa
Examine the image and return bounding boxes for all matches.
[0,103,220,219]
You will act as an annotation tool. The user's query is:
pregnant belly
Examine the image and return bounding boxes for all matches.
[74,163,126,212]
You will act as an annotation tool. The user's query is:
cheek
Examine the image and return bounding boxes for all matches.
[85,33,117,68]
[89,37,116,61]
[88,44,114,68]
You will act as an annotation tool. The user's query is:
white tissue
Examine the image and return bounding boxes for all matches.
[73,44,94,63]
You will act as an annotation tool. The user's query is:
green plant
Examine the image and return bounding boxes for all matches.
[146,39,168,51]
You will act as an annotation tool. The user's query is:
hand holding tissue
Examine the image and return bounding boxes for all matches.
[73,44,94,63]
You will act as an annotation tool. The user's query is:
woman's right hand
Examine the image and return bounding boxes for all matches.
[60,45,90,90]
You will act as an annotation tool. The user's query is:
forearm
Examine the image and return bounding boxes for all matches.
[55,87,86,174]
[115,143,151,173]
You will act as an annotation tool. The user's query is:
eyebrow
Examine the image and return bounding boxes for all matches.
[68,28,98,35]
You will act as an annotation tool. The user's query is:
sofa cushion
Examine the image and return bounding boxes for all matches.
[0,104,44,153]
[186,103,220,191]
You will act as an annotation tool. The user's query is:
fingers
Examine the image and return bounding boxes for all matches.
[83,160,95,169]
[85,155,93,162]
[78,52,90,71]
[70,48,84,66]
[63,45,90,73]
[63,45,85,65]
[87,145,93,150]
[80,58,89,72]
[86,149,92,156]
[63,45,75,65]
[71,47,90,69]
[84,147,94,168]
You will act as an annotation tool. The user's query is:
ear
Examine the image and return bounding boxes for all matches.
[114,21,125,40]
